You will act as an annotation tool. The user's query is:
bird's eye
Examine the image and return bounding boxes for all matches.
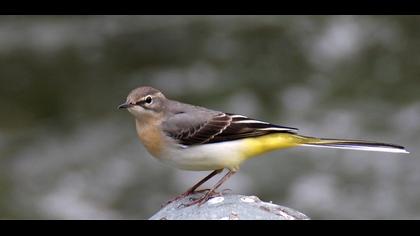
[145,96,153,104]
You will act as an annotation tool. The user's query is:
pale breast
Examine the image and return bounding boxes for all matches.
[159,139,248,171]
[135,118,248,171]
[135,119,165,157]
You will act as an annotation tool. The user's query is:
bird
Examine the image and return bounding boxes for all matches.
[118,86,409,207]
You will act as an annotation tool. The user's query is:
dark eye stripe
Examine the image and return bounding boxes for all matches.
[135,101,145,106]
[135,96,153,109]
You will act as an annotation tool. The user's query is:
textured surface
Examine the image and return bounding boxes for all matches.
[149,193,310,220]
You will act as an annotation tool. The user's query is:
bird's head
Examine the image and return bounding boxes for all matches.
[118,86,167,120]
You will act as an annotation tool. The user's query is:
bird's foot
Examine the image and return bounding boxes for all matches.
[162,189,212,208]
[179,189,223,208]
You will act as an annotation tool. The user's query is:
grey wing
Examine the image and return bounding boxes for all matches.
[162,110,298,147]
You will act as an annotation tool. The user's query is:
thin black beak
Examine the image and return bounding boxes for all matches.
[118,102,133,109]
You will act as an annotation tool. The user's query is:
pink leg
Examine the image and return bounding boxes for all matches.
[162,169,223,207]
[183,170,237,207]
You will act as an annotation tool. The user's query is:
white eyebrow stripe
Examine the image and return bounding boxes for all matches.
[233,120,269,124]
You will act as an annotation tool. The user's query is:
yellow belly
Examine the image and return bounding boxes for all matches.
[156,133,305,171]
[240,133,304,158]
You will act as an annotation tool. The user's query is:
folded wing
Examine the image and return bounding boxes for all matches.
[163,112,297,146]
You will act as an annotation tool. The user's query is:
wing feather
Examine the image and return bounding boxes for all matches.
[163,111,297,146]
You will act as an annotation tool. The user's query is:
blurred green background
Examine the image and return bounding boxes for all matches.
[0,15,419,219]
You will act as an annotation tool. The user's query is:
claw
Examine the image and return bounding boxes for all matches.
[162,189,212,208]
[161,191,194,208]
[181,190,221,208]
[163,170,236,209]
[161,169,224,208]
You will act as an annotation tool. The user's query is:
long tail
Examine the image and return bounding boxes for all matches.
[299,136,409,154]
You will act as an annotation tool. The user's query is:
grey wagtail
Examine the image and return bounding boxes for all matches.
[118,86,408,206]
